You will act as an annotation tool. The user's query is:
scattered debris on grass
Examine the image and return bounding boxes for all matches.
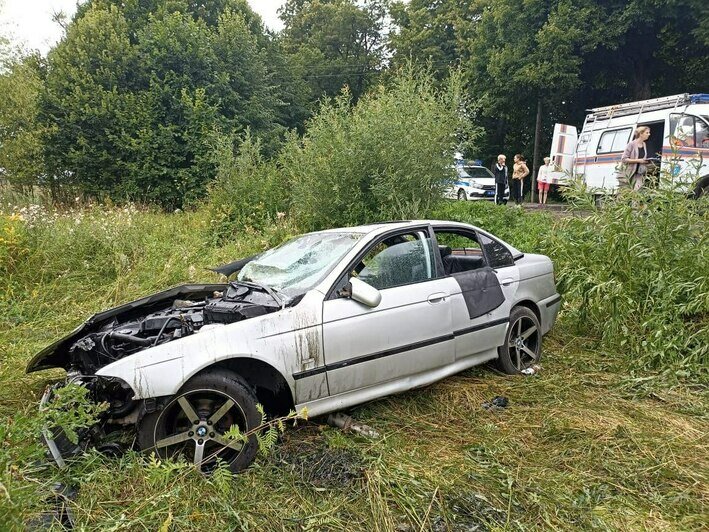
[327,412,381,439]
[481,396,508,411]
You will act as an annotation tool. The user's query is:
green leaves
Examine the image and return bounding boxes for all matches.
[36,1,279,208]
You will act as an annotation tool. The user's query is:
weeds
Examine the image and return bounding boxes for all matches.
[0,189,706,529]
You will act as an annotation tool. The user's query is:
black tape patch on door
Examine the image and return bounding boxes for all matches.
[452,267,505,319]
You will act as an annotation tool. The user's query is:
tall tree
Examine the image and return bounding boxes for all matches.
[0,53,46,186]
[278,0,388,111]
[40,0,280,207]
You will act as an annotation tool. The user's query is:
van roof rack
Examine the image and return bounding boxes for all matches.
[586,93,698,121]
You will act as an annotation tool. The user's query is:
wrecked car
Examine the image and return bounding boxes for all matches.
[29,221,561,473]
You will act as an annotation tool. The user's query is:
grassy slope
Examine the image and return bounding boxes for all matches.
[0,204,706,530]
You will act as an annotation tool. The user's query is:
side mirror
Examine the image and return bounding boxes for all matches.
[347,277,381,307]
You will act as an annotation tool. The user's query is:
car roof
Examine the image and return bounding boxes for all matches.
[320,220,519,249]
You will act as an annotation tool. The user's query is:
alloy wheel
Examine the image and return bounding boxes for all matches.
[507,315,540,370]
[153,388,247,472]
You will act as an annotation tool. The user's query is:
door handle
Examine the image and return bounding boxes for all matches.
[501,278,514,286]
[427,292,447,304]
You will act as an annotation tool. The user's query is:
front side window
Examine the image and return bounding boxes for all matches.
[670,114,696,147]
[354,231,434,290]
[239,231,363,298]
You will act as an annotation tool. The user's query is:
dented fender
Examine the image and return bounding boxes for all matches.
[96,290,326,400]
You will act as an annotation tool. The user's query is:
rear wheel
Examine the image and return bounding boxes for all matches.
[457,188,467,201]
[496,306,541,374]
[137,371,260,473]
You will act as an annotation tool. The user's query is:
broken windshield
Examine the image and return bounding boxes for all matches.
[238,232,363,298]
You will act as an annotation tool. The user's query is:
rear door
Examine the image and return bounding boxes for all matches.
[322,227,455,396]
[548,123,577,184]
[432,227,513,360]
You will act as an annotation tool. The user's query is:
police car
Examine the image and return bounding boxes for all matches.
[446,160,509,201]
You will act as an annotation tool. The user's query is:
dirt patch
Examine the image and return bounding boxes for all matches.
[273,427,365,488]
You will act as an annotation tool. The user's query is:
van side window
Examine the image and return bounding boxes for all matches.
[597,128,632,154]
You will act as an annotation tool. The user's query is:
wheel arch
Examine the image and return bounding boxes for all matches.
[512,299,541,324]
[192,357,295,417]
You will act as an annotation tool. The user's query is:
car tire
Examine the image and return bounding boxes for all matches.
[457,189,467,201]
[496,306,542,374]
[137,370,261,473]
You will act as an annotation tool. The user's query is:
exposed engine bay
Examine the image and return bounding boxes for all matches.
[66,282,282,375]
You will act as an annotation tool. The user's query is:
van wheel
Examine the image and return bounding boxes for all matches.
[496,306,541,374]
[137,371,261,473]
[694,176,709,199]
[457,189,467,201]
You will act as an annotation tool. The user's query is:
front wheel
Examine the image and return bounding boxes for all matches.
[137,371,261,473]
[496,306,542,374]
[457,188,467,201]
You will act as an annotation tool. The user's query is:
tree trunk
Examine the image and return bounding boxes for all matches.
[631,58,651,100]
[531,97,542,204]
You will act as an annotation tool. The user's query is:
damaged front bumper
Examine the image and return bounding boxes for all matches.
[40,385,71,468]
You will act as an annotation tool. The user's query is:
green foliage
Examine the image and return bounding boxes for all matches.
[0,54,46,186]
[205,132,291,239]
[40,383,108,445]
[279,0,388,109]
[281,66,472,230]
[224,405,308,457]
[548,183,709,377]
[39,1,279,208]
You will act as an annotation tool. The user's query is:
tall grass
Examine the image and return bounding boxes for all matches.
[547,184,708,379]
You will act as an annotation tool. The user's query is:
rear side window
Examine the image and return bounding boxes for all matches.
[478,234,514,268]
[597,128,632,154]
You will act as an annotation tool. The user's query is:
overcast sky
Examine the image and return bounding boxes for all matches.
[0,0,286,55]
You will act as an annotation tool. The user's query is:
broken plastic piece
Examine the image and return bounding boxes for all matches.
[482,396,509,410]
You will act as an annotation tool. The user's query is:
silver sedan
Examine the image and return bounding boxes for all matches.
[30,220,560,472]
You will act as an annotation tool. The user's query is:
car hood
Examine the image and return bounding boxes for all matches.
[26,284,227,373]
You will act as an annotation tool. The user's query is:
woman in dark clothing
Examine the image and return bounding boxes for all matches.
[492,154,508,205]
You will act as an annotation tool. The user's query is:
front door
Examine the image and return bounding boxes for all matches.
[322,228,454,396]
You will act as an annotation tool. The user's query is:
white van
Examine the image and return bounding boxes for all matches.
[547,93,709,198]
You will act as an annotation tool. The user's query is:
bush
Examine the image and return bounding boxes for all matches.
[280,66,473,231]
[547,182,709,377]
[205,132,289,240]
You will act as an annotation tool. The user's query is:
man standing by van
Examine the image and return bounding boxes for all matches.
[493,154,508,205]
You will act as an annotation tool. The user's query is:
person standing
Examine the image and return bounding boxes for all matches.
[620,126,651,191]
[511,154,529,205]
[492,154,508,205]
[537,156,551,204]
